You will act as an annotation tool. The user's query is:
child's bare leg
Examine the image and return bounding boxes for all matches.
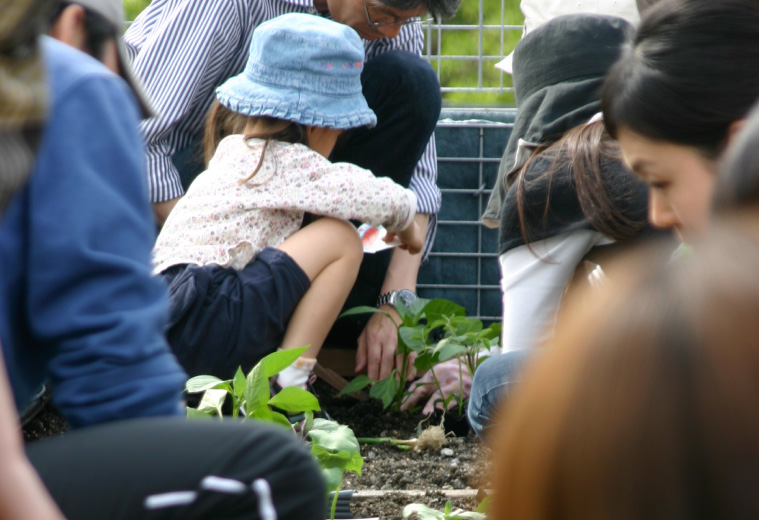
[276,217,362,360]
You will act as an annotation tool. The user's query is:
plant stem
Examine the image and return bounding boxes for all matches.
[330,481,341,520]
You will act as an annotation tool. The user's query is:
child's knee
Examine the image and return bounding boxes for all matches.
[329,219,363,265]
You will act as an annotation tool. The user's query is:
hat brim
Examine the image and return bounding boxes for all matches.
[216,71,376,130]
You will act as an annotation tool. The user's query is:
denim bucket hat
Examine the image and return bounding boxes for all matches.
[217,13,376,129]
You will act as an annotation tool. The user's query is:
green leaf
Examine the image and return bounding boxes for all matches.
[481,322,501,341]
[434,340,468,362]
[396,297,428,325]
[258,346,309,379]
[311,443,352,469]
[414,351,437,373]
[475,495,492,514]
[454,317,483,336]
[268,386,321,413]
[423,299,466,324]
[344,451,364,476]
[186,406,215,419]
[244,362,271,413]
[249,408,292,429]
[369,375,400,409]
[402,503,444,520]
[398,325,426,351]
[321,467,344,492]
[185,375,230,394]
[233,366,247,399]
[338,374,372,395]
[339,306,389,319]
[197,388,227,417]
[308,419,361,455]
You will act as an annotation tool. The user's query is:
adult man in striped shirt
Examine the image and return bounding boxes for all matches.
[125,0,459,383]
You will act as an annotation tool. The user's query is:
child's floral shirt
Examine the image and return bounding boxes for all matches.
[153,135,416,273]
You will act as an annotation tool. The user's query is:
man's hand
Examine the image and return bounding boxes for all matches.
[356,213,429,380]
[356,306,404,380]
[400,359,472,415]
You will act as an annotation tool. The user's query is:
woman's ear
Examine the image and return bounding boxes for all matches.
[49,5,88,53]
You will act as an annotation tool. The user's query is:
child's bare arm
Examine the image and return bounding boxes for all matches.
[385,219,423,254]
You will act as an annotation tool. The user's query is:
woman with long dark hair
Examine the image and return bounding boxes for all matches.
[470,13,655,438]
[602,0,759,239]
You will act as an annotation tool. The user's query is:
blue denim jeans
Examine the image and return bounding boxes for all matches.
[467,349,533,440]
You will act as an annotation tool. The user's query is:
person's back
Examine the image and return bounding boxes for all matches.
[0,36,186,426]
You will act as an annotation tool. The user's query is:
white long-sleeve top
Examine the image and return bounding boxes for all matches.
[153,135,416,273]
[499,229,614,353]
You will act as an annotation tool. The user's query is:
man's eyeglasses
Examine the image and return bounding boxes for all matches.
[362,0,433,27]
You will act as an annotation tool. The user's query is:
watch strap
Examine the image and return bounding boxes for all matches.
[376,291,395,307]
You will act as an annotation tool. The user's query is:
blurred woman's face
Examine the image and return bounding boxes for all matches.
[616,127,717,241]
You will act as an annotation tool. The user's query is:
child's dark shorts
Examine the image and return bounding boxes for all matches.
[160,247,311,379]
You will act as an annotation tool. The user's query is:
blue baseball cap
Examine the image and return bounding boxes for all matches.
[217,13,376,129]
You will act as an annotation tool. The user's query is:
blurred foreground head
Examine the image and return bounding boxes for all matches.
[489,212,759,519]
[0,0,54,213]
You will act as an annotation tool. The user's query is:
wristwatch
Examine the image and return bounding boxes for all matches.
[377,289,417,309]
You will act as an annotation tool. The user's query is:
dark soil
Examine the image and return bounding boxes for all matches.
[21,380,490,520]
[317,382,491,519]
[22,402,69,443]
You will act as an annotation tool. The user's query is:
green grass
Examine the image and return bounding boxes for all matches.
[122,0,523,106]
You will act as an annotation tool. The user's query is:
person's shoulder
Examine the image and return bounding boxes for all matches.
[41,36,111,83]
[40,36,139,117]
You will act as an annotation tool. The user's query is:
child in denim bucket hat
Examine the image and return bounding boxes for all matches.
[153,13,423,393]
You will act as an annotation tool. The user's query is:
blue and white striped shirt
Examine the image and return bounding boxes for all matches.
[124,0,440,255]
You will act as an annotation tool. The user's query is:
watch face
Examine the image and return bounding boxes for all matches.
[395,289,417,308]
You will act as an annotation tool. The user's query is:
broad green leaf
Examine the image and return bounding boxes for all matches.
[268,386,321,412]
[398,325,425,351]
[320,467,344,492]
[258,346,309,378]
[344,451,364,476]
[269,411,294,429]
[186,406,215,419]
[339,306,389,319]
[185,375,230,394]
[369,374,400,409]
[197,388,227,417]
[413,351,437,373]
[434,340,468,362]
[249,408,293,429]
[244,362,271,413]
[423,299,466,324]
[475,495,492,514]
[395,298,429,325]
[454,317,483,336]
[480,322,501,341]
[233,367,246,399]
[308,419,361,454]
[311,443,352,469]
[425,318,448,332]
[338,374,372,395]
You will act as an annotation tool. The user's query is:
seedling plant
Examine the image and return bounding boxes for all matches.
[338,298,500,415]
[185,347,364,520]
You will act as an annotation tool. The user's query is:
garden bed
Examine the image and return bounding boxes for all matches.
[22,379,490,520]
[317,382,490,519]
